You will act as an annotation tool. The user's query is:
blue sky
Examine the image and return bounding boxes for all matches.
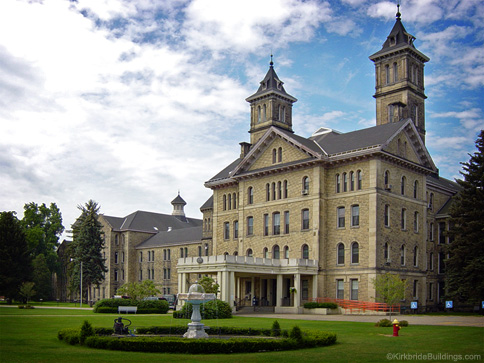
[0,0,482,234]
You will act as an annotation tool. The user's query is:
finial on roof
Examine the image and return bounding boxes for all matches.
[396,3,401,19]
[270,54,273,67]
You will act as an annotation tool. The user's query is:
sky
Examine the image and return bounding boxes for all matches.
[1,0,483,239]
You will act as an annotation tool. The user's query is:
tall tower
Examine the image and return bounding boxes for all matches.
[369,6,429,143]
[246,58,297,145]
[171,192,187,220]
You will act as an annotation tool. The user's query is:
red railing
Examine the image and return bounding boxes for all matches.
[310,297,400,313]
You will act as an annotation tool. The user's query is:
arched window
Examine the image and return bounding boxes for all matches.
[429,222,434,241]
[384,170,390,186]
[429,252,434,270]
[228,194,232,210]
[393,62,398,82]
[278,147,282,162]
[351,242,359,264]
[337,243,345,265]
[302,244,309,259]
[384,243,389,261]
[263,247,269,259]
[350,171,355,191]
[413,180,418,199]
[263,104,267,121]
[233,193,237,209]
[414,211,419,232]
[284,246,289,259]
[257,106,261,122]
[302,176,309,193]
[224,222,229,239]
[401,176,406,195]
[413,246,419,267]
[248,187,254,204]
[283,180,288,198]
[223,194,227,211]
[384,204,390,227]
[180,248,184,258]
[401,208,407,230]
[272,148,277,164]
[277,181,282,199]
[272,182,276,200]
[357,170,362,190]
[400,245,406,265]
[429,193,434,210]
[205,243,209,256]
[273,245,280,259]
[266,183,270,201]
[246,248,253,257]
[385,64,390,84]
[281,106,286,122]
[343,172,348,192]
[336,174,341,193]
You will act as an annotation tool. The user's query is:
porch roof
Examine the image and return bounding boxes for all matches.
[177,255,319,275]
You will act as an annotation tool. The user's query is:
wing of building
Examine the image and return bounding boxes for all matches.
[87,9,460,312]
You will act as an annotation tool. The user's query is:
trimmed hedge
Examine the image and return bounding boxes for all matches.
[58,324,337,354]
[93,298,169,314]
[173,300,232,319]
[303,302,338,309]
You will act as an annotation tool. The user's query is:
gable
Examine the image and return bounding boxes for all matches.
[248,136,313,172]
[385,130,420,164]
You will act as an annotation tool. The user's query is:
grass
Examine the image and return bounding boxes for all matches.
[1,307,483,363]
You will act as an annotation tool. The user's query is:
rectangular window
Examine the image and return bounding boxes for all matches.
[429,223,434,241]
[438,252,445,274]
[302,280,309,300]
[350,279,358,300]
[337,207,345,228]
[284,211,290,234]
[336,279,344,299]
[438,222,446,244]
[401,209,406,230]
[263,214,269,236]
[384,205,390,227]
[273,212,280,235]
[351,205,359,227]
[247,216,254,236]
[413,280,418,299]
[233,220,238,239]
[428,283,433,300]
[302,209,310,230]
[114,252,118,264]
[224,222,230,240]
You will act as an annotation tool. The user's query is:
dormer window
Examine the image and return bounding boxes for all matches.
[389,36,396,46]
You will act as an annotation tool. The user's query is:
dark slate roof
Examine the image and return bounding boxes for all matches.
[207,157,241,183]
[427,174,461,193]
[171,194,186,205]
[436,197,454,217]
[246,62,297,102]
[311,120,408,155]
[102,210,202,234]
[200,195,213,210]
[136,225,202,248]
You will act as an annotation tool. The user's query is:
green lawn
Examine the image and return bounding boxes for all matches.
[1,307,483,363]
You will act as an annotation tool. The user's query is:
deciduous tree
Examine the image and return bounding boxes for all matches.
[0,212,32,302]
[371,273,407,319]
[116,280,161,301]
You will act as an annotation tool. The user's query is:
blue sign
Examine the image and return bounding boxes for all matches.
[481,301,484,309]
[445,301,453,309]
[411,301,418,309]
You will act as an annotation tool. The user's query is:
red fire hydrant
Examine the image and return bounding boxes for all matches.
[392,319,401,337]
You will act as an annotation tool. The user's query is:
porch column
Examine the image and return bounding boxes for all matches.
[312,274,318,299]
[229,271,236,307]
[251,276,255,300]
[294,273,301,308]
[217,271,222,300]
[276,274,283,307]
[222,270,229,302]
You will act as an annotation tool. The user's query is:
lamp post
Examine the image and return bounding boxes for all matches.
[80,261,83,308]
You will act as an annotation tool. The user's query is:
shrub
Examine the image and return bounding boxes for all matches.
[375,319,392,327]
[303,302,338,309]
[80,320,94,345]
[173,300,232,319]
[399,320,409,327]
[58,328,80,345]
[93,298,169,314]
[271,320,281,337]
[289,325,303,341]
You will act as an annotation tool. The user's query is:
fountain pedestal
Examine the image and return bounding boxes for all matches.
[177,283,216,339]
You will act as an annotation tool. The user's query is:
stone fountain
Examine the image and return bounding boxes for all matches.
[177,282,217,339]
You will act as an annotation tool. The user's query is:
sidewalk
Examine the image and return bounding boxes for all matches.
[237,313,484,327]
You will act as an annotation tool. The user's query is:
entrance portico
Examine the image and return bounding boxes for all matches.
[177,255,319,313]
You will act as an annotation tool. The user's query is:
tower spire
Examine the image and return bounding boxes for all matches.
[396,3,401,19]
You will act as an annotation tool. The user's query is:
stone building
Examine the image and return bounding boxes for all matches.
[94,10,459,312]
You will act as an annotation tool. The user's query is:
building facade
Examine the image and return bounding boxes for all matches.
[94,11,459,312]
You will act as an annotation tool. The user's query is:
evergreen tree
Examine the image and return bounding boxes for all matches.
[446,130,484,304]
[70,200,107,305]
[32,254,52,300]
[0,212,32,302]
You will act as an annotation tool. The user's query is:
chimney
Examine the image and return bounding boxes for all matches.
[240,142,252,158]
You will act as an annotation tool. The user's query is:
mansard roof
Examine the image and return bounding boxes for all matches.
[136,225,202,248]
[245,61,297,103]
[369,11,429,62]
[101,210,202,234]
